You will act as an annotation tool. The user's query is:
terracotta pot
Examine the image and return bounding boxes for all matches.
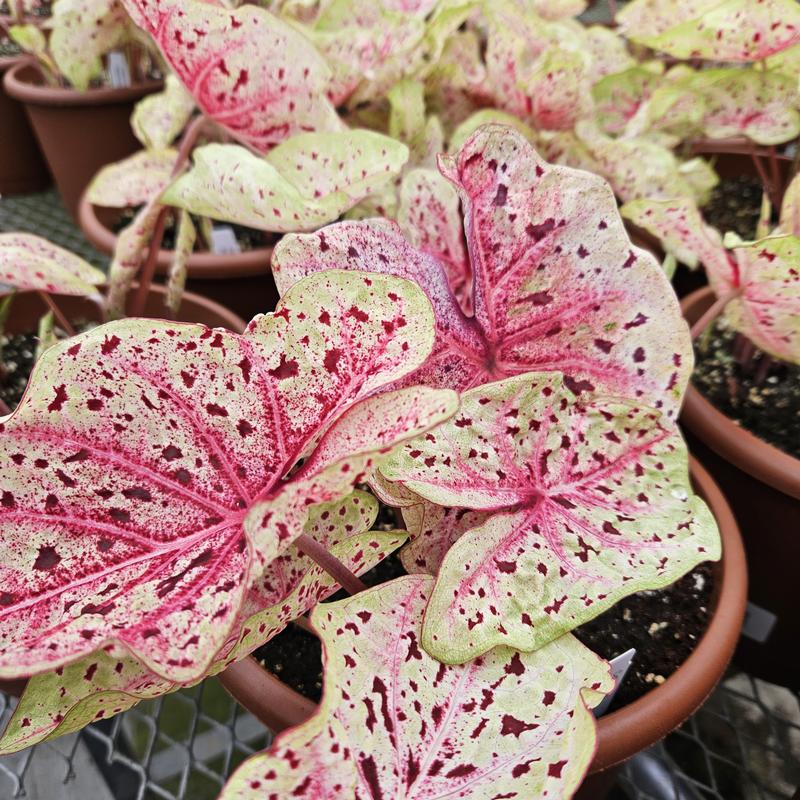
[78,194,279,322]
[681,287,799,690]
[2,62,161,220]
[0,54,50,194]
[219,457,746,796]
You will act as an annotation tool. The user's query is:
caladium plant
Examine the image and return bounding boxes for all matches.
[622,195,800,363]
[0,268,457,683]
[273,125,693,418]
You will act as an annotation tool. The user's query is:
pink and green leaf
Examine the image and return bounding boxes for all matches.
[86,149,178,209]
[162,131,408,232]
[165,209,195,314]
[131,75,196,151]
[119,0,341,151]
[618,0,800,62]
[274,124,693,417]
[0,234,105,300]
[382,373,720,663]
[220,575,613,800]
[0,270,447,684]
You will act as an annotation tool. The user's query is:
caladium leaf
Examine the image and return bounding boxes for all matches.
[165,210,195,314]
[618,0,800,62]
[448,110,536,154]
[119,0,342,151]
[0,491,406,753]
[131,75,197,151]
[0,270,454,683]
[592,67,662,137]
[382,373,721,663]
[779,174,800,236]
[529,0,587,19]
[582,26,636,83]
[0,234,105,300]
[526,46,593,132]
[388,79,426,145]
[161,131,408,233]
[274,125,693,418]
[8,24,57,78]
[693,68,800,146]
[48,0,130,90]
[220,575,613,800]
[400,500,490,576]
[620,196,730,271]
[86,149,178,209]
[718,236,800,363]
[397,168,471,309]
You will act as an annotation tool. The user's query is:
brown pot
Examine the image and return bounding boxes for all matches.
[681,287,799,690]
[0,283,243,701]
[78,194,279,322]
[0,54,50,194]
[219,456,747,797]
[2,62,161,220]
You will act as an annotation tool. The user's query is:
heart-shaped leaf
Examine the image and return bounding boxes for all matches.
[162,131,408,232]
[0,491,406,753]
[618,0,800,62]
[119,0,342,151]
[0,234,105,300]
[131,75,196,151]
[86,149,178,209]
[381,373,720,663]
[273,125,693,418]
[219,575,613,800]
[0,270,455,683]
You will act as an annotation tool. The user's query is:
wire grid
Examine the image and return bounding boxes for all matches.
[1,185,799,799]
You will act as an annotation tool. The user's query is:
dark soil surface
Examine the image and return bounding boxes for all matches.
[254,550,715,712]
[0,331,37,410]
[114,208,274,254]
[692,318,800,459]
[702,174,765,240]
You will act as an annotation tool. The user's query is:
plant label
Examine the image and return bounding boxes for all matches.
[107,52,132,88]
[211,225,241,255]
[741,602,777,644]
[594,648,636,717]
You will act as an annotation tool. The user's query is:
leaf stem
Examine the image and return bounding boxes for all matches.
[36,292,75,337]
[294,533,367,596]
[750,146,780,211]
[130,115,209,318]
[690,288,742,341]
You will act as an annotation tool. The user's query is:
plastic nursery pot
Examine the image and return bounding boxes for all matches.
[681,287,800,691]
[218,457,746,798]
[78,194,279,322]
[0,54,50,194]
[2,62,162,221]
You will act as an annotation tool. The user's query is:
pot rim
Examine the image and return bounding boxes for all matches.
[77,192,274,280]
[681,287,800,500]
[219,455,746,775]
[689,137,791,158]
[2,60,162,107]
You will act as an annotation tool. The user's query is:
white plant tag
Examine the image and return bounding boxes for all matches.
[210,225,241,255]
[741,601,777,644]
[593,648,636,717]
[107,51,132,88]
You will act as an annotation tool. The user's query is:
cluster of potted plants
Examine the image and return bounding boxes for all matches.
[1,0,798,797]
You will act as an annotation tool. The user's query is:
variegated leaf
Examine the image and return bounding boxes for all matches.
[162,131,408,232]
[220,575,613,800]
[165,210,195,314]
[592,67,661,137]
[86,149,178,209]
[618,0,800,62]
[131,75,197,150]
[274,125,693,417]
[0,234,104,300]
[448,110,536,154]
[0,270,451,683]
[0,491,405,753]
[382,373,721,663]
[119,0,342,151]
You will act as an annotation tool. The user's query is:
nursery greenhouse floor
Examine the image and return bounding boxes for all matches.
[1,189,799,800]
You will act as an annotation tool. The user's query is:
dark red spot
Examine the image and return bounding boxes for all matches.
[347,306,369,323]
[269,354,299,380]
[548,760,568,778]
[237,419,253,437]
[205,403,228,417]
[48,384,68,412]
[34,545,61,571]
[323,348,341,373]
[162,445,183,461]
[501,714,538,737]
[87,398,103,411]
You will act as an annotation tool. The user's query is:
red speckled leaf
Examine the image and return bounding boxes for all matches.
[0,234,105,300]
[119,0,341,151]
[274,125,692,417]
[382,373,720,663]
[618,0,800,62]
[86,149,178,209]
[0,270,448,683]
[220,575,613,800]
[0,492,406,753]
